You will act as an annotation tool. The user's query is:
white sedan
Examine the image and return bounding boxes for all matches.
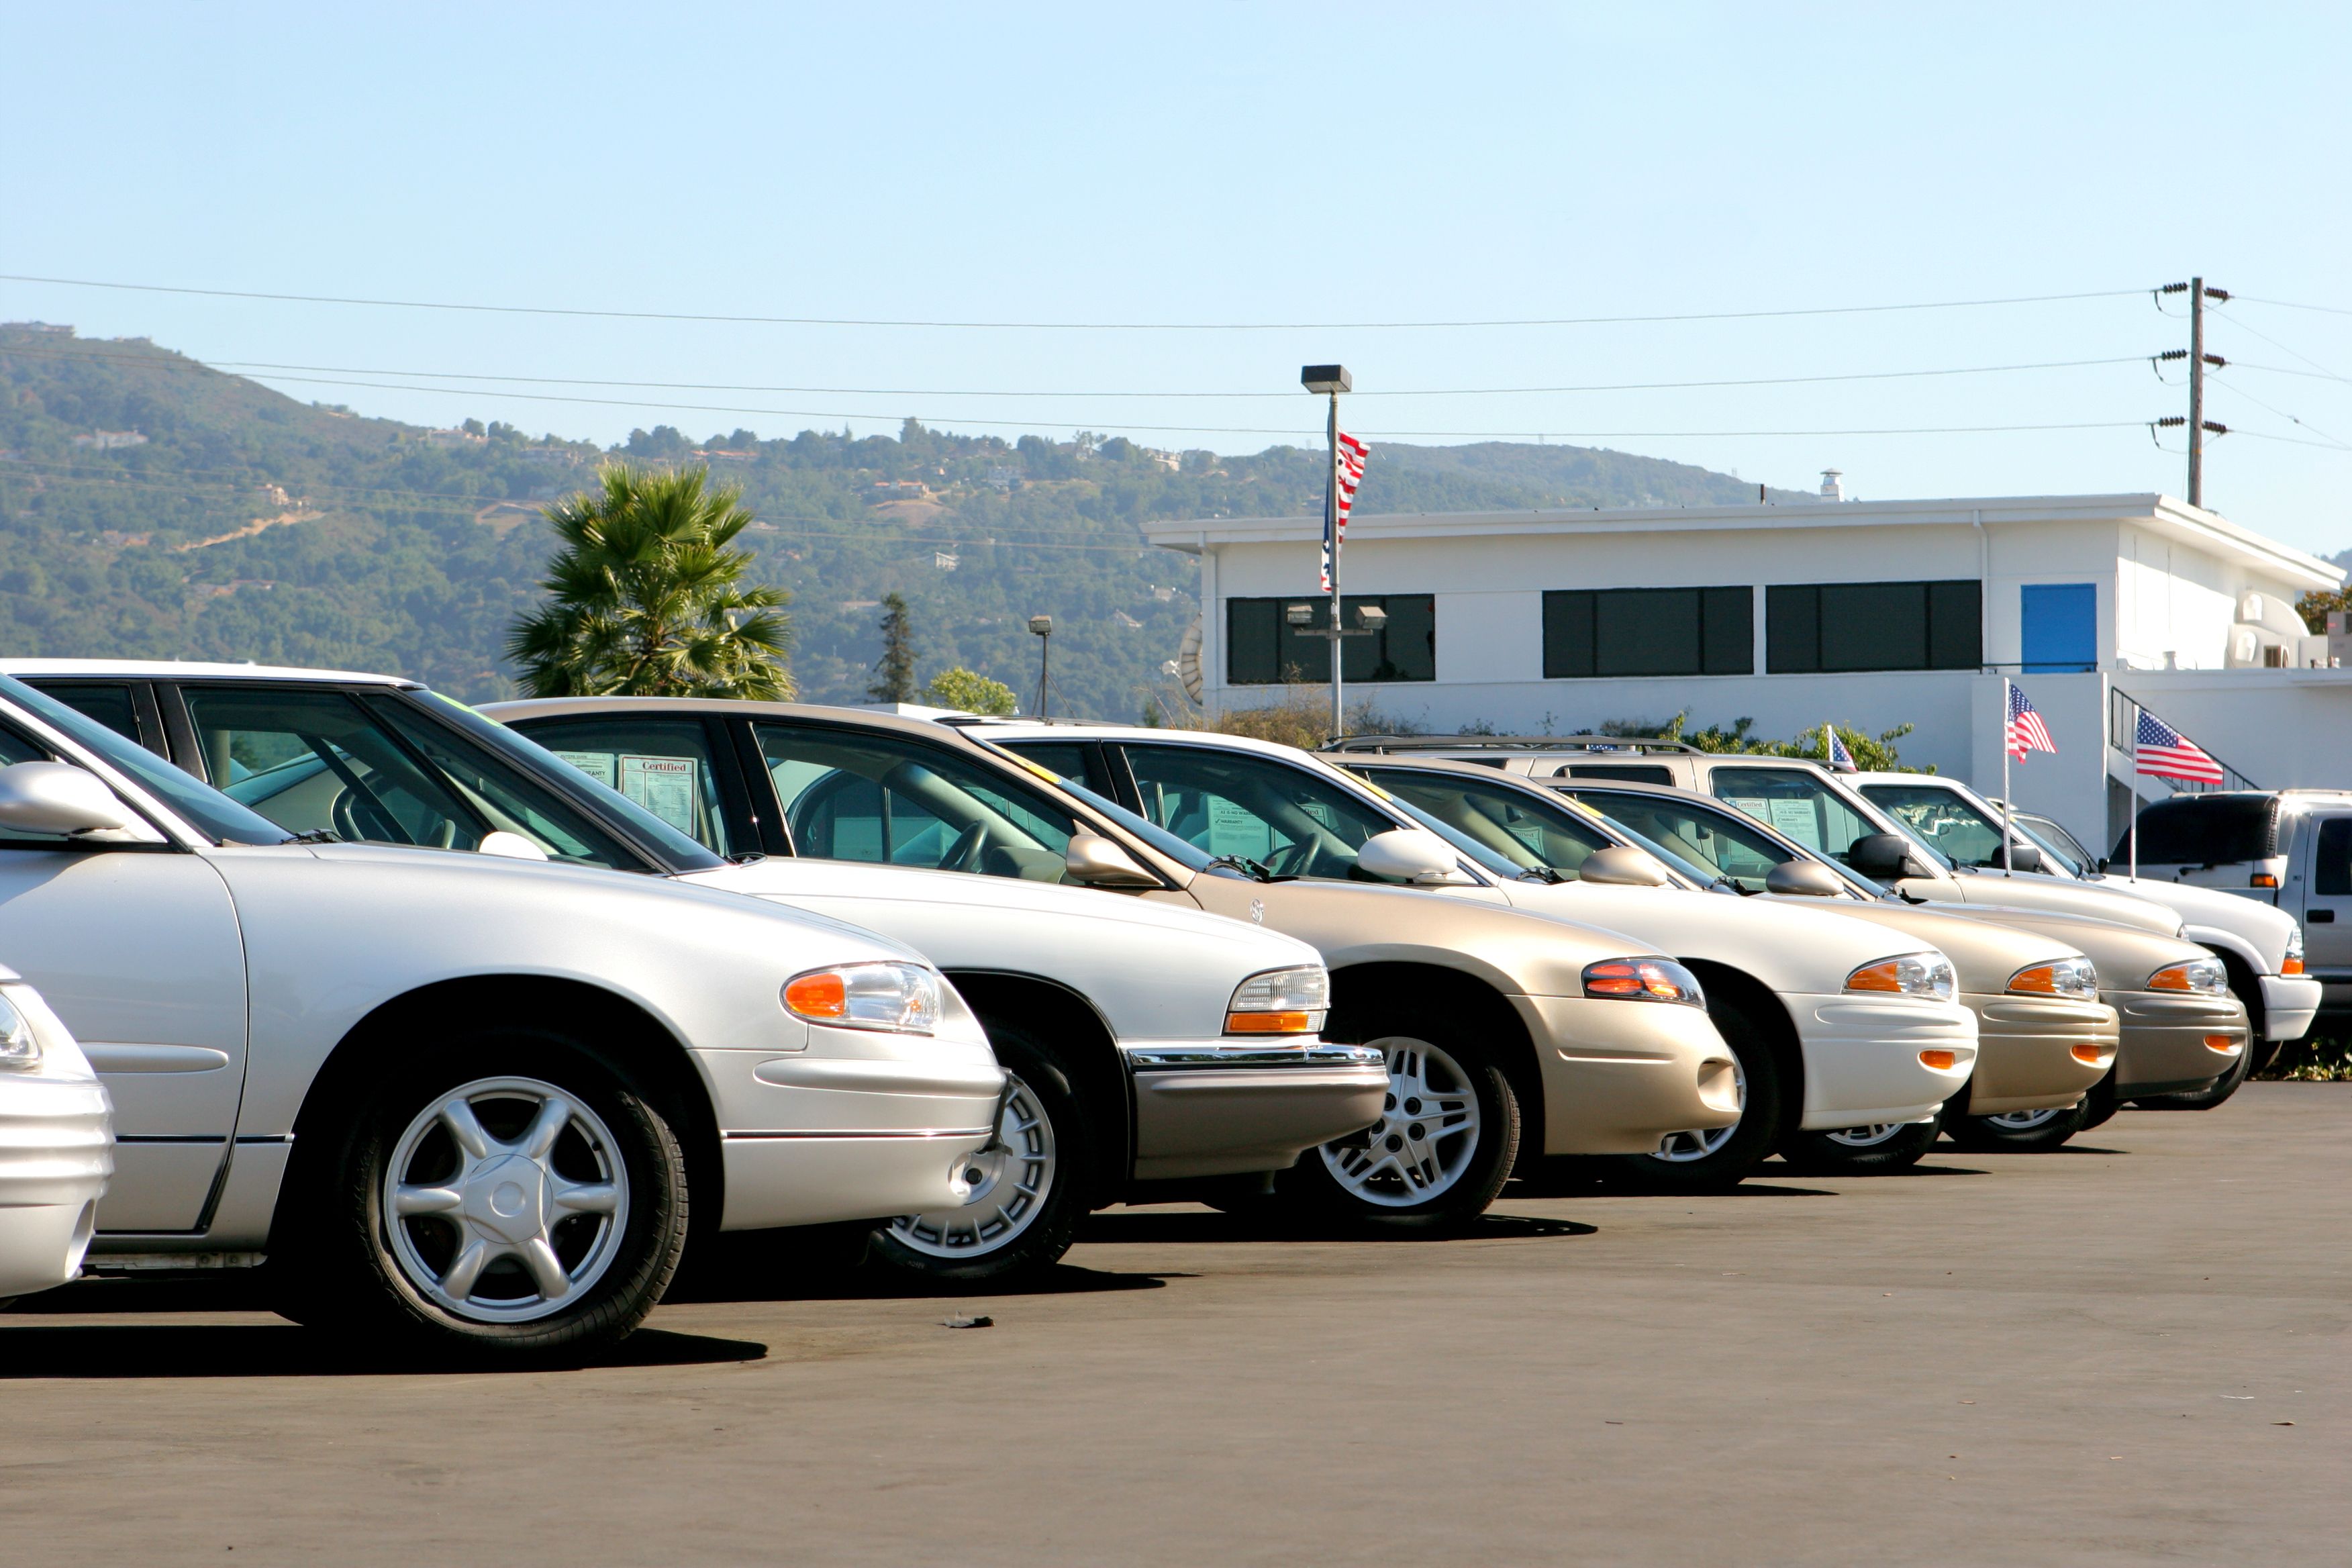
[0,969,111,1301]
[0,673,1003,1357]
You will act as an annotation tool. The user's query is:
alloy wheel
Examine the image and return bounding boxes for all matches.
[1822,1122,1908,1148]
[888,1073,1055,1258]
[1649,1055,1748,1163]
[1318,1037,1482,1206]
[383,1076,630,1324]
[1986,1106,2067,1132]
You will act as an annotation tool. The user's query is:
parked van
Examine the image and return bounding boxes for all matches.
[2114,790,2352,1016]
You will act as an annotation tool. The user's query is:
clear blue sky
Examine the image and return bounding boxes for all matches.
[6,3,2349,551]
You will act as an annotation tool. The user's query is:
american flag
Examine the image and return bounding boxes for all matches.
[1824,724,1857,772]
[2135,709,2224,784]
[2005,680,2056,760]
[1319,432,1369,591]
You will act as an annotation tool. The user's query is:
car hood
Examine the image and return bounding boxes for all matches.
[1901,869,2186,936]
[684,857,1326,1042]
[2088,874,2298,971]
[1464,881,1955,997]
[1924,901,2219,989]
[1754,895,2086,996]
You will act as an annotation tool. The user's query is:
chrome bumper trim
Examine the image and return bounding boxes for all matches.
[1124,1042,1387,1072]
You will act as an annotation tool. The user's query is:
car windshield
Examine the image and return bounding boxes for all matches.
[2014,814,2095,877]
[1710,764,1955,874]
[1568,787,1880,898]
[1359,765,1718,887]
[1859,782,2041,873]
[1052,775,1223,875]
[0,673,297,845]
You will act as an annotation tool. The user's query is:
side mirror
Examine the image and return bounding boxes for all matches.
[0,761,130,836]
[1064,832,1157,888]
[478,830,551,861]
[2095,856,2110,874]
[1579,845,1670,887]
[1847,832,1934,882]
[1765,859,1847,897]
[2001,842,2044,874]
[1356,828,1464,885]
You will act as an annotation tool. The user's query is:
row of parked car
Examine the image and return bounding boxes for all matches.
[0,658,2316,1359]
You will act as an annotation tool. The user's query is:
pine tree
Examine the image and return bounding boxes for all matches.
[867,592,918,703]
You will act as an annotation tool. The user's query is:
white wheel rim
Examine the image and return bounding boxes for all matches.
[889,1073,1055,1258]
[1824,1122,1906,1148]
[1986,1107,2065,1131]
[383,1075,629,1325]
[1318,1036,1482,1207]
[1649,1053,1747,1163]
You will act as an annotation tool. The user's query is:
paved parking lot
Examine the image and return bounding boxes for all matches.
[3,1083,2345,1567]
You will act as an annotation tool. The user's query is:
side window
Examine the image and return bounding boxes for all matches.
[1858,785,2004,868]
[1123,743,1398,880]
[1708,766,1879,861]
[1591,795,1795,892]
[1368,771,1608,877]
[181,685,484,849]
[753,724,1077,882]
[504,715,735,856]
[365,697,646,870]
[2314,818,2352,899]
[21,682,157,755]
[1008,742,1090,785]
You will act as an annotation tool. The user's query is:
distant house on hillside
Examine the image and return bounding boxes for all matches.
[2,322,72,336]
[72,430,148,450]
[695,448,758,463]
[420,428,487,448]
[869,480,930,501]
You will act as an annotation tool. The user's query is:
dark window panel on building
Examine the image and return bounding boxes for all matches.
[1542,587,1753,678]
[1224,595,1436,685]
[1767,579,1980,673]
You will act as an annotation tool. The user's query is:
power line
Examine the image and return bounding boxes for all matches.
[2204,375,2352,450]
[2231,294,2352,319]
[0,340,2149,402]
[0,270,2146,331]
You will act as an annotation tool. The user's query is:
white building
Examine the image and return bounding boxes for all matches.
[1148,489,2349,853]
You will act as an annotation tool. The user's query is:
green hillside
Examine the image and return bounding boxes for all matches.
[0,326,1809,716]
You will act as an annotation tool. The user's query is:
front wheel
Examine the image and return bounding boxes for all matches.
[1781,1118,1940,1173]
[1943,1100,2089,1152]
[1607,993,1781,1192]
[870,1028,1087,1285]
[293,1030,689,1358]
[1281,1012,1518,1230]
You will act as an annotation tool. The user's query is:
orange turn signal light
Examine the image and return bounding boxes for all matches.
[2284,956,2305,975]
[1919,1049,1958,1071]
[2251,873,2279,889]
[1226,1010,1314,1035]
[2071,1043,2110,1065]
[781,972,847,1018]
[2202,1034,2240,1055]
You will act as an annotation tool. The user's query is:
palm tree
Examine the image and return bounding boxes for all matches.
[507,464,794,699]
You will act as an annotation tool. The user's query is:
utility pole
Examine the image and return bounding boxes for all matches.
[1301,364,1353,738]
[2158,278,2229,507]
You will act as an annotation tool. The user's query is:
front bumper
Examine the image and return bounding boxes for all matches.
[0,1072,112,1297]
[1126,1040,1386,1181]
[1512,995,1741,1155]
[1787,993,1978,1131]
[2260,973,2322,1043]
[1957,993,2117,1115]
[698,1045,1006,1231]
[2110,989,2249,1097]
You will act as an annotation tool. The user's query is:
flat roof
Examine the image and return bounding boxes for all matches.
[1142,492,2345,591]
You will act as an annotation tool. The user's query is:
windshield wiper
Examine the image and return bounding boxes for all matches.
[288,828,342,844]
[1518,865,1563,884]
[1204,853,1276,882]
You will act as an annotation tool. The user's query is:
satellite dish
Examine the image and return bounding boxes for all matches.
[1177,618,1204,704]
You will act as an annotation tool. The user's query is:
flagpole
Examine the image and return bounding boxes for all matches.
[2001,680,2014,874]
[2129,784,2139,881]
[1326,386,1342,741]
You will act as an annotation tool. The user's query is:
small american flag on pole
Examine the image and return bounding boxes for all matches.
[2005,680,2056,760]
[1320,432,1369,591]
[1824,724,1857,772]
[2135,709,2225,784]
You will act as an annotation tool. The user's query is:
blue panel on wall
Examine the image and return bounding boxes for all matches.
[2020,583,2097,673]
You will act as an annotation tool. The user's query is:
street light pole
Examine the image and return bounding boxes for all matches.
[1028,614,1052,720]
[1301,364,1353,740]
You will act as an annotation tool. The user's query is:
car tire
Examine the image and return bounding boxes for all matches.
[2130,1031,2255,1111]
[1281,1006,1520,1230]
[292,1027,689,1358]
[1942,1099,2090,1152]
[2076,1067,2123,1131]
[1781,1117,1941,1173]
[1606,991,1782,1193]
[870,1025,1087,1285]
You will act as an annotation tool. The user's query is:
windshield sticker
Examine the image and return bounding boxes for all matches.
[551,750,616,788]
[1766,798,1820,847]
[620,754,697,834]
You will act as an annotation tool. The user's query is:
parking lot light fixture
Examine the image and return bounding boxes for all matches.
[1028,614,1054,719]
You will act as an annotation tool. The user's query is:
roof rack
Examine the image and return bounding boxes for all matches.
[1320,734,1706,756]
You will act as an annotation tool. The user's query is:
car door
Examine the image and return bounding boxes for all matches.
[0,719,248,1233]
[2297,811,2352,983]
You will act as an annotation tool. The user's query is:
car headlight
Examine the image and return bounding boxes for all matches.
[1226,965,1330,1034]
[2284,926,2305,977]
[2007,956,2099,999]
[1582,956,1707,1008]
[2147,957,2228,995]
[782,962,943,1034]
[1847,952,1957,1002]
[0,992,38,1069]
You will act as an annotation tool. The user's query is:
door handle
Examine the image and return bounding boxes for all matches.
[2310,910,2336,924]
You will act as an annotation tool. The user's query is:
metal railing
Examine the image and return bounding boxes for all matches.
[2109,686,2261,794]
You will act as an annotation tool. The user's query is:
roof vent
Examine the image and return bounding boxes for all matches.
[1820,469,1845,501]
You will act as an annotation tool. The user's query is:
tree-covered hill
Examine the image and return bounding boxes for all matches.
[0,325,1809,716]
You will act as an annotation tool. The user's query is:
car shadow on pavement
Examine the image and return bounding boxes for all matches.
[0,1322,767,1378]
[668,1258,1180,1304]
[1074,1210,1598,1244]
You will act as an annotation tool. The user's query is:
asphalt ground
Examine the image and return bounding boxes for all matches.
[3,1083,2345,1567]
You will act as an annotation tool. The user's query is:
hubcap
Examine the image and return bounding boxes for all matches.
[1986,1106,2065,1132]
[383,1076,628,1324]
[889,1073,1055,1258]
[1824,1122,1907,1148]
[1318,1037,1481,1207]
[1649,1054,1747,1164]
